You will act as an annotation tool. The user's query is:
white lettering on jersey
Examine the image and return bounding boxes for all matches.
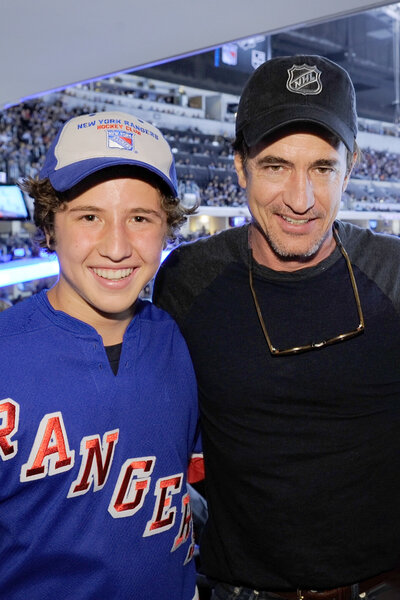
[67,429,119,498]
[183,531,196,565]
[20,412,75,482]
[108,456,155,519]
[3,404,194,551]
[143,473,183,537]
[0,398,19,460]
[172,491,192,551]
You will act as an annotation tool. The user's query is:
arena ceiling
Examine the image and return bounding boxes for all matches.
[0,0,392,115]
[138,4,400,124]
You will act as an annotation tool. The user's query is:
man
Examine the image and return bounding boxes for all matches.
[0,110,200,599]
[154,56,400,600]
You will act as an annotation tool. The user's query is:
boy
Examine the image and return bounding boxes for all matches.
[0,111,200,599]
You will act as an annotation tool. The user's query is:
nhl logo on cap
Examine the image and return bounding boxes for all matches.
[286,64,322,95]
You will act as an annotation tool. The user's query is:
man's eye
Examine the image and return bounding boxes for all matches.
[315,167,334,174]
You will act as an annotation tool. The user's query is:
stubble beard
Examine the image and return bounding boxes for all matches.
[253,220,330,264]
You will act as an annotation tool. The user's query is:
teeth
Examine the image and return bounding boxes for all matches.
[282,216,309,225]
[93,268,133,280]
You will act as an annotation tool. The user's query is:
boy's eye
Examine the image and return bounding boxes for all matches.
[82,214,97,221]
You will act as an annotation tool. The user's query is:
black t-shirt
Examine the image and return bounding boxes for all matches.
[105,342,122,375]
[154,221,400,590]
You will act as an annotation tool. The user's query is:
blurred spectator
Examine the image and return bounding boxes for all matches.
[0,298,12,312]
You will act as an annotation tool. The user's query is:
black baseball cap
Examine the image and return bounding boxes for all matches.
[235,55,358,151]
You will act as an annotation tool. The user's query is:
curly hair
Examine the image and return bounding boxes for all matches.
[20,166,196,252]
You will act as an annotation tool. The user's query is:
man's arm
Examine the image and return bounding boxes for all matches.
[153,247,194,326]
[154,226,248,325]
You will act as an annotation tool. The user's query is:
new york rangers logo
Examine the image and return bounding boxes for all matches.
[286,64,322,95]
[107,131,134,150]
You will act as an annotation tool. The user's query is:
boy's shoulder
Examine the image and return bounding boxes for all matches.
[0,294,41,338]
[136,298,176,321]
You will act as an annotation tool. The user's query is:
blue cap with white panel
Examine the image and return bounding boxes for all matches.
[40,110,178,196]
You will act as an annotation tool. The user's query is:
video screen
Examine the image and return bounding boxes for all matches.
[0,185,30,220]
[215,35,267,74]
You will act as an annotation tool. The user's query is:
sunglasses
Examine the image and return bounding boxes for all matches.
[248,227,365,356]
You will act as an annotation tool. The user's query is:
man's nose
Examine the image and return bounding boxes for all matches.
[283,170,315,214]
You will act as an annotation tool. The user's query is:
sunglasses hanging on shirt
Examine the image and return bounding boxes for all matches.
[248,227,365,356]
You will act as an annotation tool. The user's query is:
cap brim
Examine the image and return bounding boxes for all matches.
[241,105,355,152]
[48,157,178,197]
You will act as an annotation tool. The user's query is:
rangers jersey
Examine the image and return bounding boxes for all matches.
[0,291,200,600]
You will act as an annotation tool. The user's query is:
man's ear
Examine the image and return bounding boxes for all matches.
[234,153,247,189]
[342,150,357,193]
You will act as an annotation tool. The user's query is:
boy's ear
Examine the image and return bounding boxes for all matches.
[44,228,55,250]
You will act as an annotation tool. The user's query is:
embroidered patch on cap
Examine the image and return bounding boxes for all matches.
[107,130,134,151]
[286,64,322,95]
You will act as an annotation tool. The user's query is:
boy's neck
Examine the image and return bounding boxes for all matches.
[46,287,136,345]
[99,322,130,346]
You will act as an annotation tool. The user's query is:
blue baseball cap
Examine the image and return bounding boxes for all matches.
[40,110,178,196]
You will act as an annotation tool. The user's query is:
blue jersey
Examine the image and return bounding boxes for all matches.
[0,291,200,600]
